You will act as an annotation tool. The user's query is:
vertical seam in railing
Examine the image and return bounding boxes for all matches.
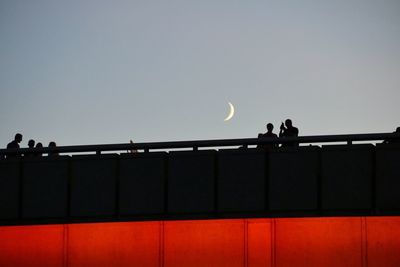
[265,149,269,216]
[372,146,377,215]
[214,152,219,215]
[18,159,23,220]
[115,156,120,219]
[317,148,322,215]
[164,154,169,215]
[67,157,72,222]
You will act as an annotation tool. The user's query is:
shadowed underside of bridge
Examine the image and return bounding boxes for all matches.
[0,136,399,266]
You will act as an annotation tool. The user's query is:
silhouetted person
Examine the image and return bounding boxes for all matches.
[258,123,278,149]
[7,133,23,149]
[48,141,59,156]
[28,139,35,148]
[25,139,36,157]
[279,119,299,147]
[35,142,43,157]
[6,133,23,158]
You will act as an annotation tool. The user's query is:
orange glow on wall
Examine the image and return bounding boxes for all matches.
[67,222,161,267]
[164,220,245,267]
[0,225,64,267]
[0,217,399,267]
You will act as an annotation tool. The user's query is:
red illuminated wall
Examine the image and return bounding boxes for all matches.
[0,217,399,267]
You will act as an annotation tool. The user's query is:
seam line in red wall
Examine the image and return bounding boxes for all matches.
[159,221,164,267]
[63,224,69,267]
[271,219,276,267]
[363,217,368,267]
[244,219,248,267]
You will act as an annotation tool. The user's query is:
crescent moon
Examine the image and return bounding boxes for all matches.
[224,102,235,121]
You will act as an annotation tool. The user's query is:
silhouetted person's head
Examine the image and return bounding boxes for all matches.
[15,133,23,143]
[49,142,56,148]
[48,141,59,156]
[285,119,293,128]
[28,139,35,148]
[267,123,274,132]
[396,127,400,133]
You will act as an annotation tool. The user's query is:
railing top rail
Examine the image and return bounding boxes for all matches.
[0,132,399,155]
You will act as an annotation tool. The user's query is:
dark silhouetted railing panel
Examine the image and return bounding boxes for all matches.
[168,151,216,214]
[70,155,118,217]
[22,157,69,219]
[269,147,319,211]
[376,144,400,210]
[321,145,373,211]
[218,149,266,212]
[0,159,20,220]
[119,153,166,215]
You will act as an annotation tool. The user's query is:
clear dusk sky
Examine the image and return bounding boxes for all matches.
[1,0,399,147]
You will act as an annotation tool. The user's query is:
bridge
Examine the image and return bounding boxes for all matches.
[1,132,399,225]
[1,133,400,267]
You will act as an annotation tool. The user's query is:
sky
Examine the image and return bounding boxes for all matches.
[1,0,400,147]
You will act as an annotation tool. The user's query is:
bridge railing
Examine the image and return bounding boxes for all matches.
[1,132,399,156]
[1,132,400,226]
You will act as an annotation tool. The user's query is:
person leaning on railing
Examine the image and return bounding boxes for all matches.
[35,142,43,157]
[48,141,59,156]
[6,133,23,158]
[257,123,278,149]
[24,139,36,157]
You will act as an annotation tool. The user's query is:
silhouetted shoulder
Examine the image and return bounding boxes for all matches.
[261,132,278,138]
[7,140,19,149]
